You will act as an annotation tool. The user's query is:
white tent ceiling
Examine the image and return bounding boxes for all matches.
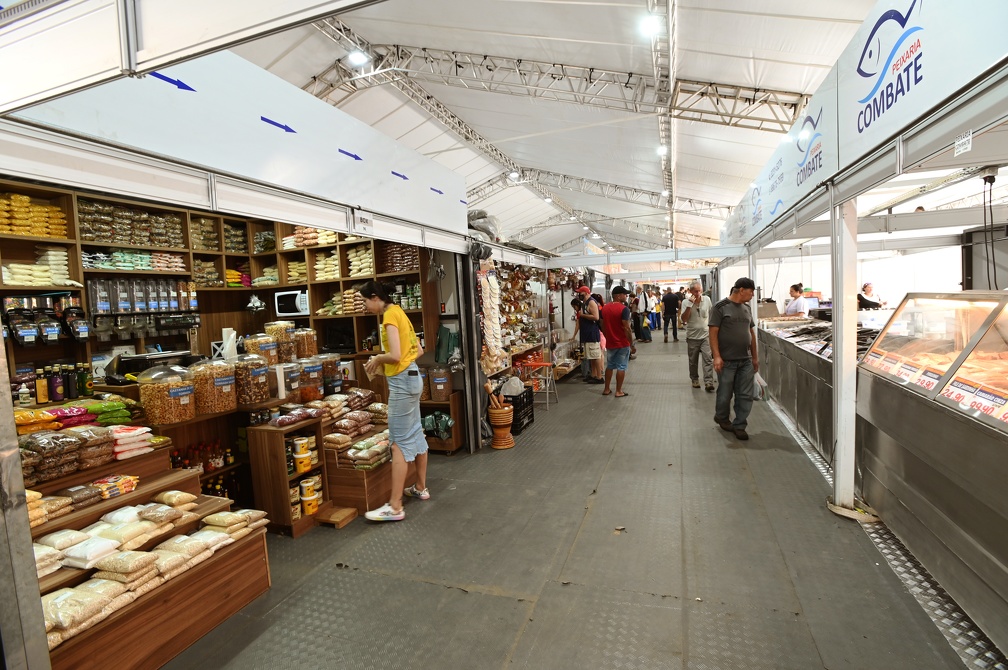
[226,0,994,257]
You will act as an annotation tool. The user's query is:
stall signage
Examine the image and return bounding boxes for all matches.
[894,361,919,382]
[940,377,980,405]
[913,366,943,391]
[954,129,972,157]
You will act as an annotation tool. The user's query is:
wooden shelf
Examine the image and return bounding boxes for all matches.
[0,284,79,292]
[375,270,420,278]
[419,399,451,407]
[198,460,245,482]
[509,342,543,358]
[248,416,320,435]
[311,314,354,320]
[34,448,171,497]
[148,407,239,430]
[192,286,250,292]
[0,234,75,244]
[288,463,324,483]
[83,269,190,276]
[191,250,222,256]
[236,398,283,412]
[79,241,189,253]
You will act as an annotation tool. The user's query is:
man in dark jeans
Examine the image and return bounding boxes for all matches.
[708,278,758,441]
[661,288,681,343]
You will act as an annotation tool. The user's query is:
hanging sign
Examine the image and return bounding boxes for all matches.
[352,210,374,237]
[954,129,973,157]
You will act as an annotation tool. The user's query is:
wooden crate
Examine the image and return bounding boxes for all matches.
[324,448,415,514]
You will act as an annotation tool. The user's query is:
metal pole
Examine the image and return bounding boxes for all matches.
[457,253,481,454]
[748,252,758,357]
[0,354,50,669]
[830,183,858,509]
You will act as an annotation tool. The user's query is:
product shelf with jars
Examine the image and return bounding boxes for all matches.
[247,416,331,538]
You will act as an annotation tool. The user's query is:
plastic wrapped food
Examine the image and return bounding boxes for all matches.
[94,550,158,574]
[153,535,208,557]
[96,521,155,544]
[19,448,41,468]
[53,485,100,505]
[100,507,140,524]
[41,588,111,630]
[76,578,127,600]
[20,431,82,455]
[152,490,197,506]
[136,503,183,524]
[151,550,187,575]
[61,537,121,570]
[91,475,139,499]
[38,496,72,514]
[14,409,56,425]
[62,426,113,447]
[188,528,232,550]
[202,512,245,527]
[330,419,360,436]
[79,443,115,459]
[344,410,374,425]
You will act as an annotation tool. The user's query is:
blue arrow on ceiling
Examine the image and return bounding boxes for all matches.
[460,200,468,205]
[391,171,409,180]
[338,148,362,160]
[149,71,195,92]
[260,116,296,133]
[430,187,444,195]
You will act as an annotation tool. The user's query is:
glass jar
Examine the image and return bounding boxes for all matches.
[299,356,324,402]
[293,327,318,358]
[244,333,278,366]
[229,353,271,405]
[268,363,301,404]
[265,320,295,362]
[317,353,342,396]
[137,364,195,424]
[189,359,236,415]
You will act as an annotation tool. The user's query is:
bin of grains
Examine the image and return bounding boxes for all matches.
[189,359,237,414]
[429,366,452,401]
[137,365,195,424]
[243,333,278,366]
[293,327,318,358]
[299,357,324,402]
[230,353,271,405]
[318,353,342,395]
[265,320,295,363]
[418,367,431,401]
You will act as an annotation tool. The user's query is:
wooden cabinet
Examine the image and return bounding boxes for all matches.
[421,390,466,453]
[247,416,331,538]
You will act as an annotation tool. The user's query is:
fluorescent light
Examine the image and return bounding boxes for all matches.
[569,215,577,221]
[641,15,662,37]
[657,146,668,157]
[347,50,370,66]
[582,226,590,230]
[544,197,552,204]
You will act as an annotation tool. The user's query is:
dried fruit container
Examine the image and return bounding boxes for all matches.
[137,365,195,425]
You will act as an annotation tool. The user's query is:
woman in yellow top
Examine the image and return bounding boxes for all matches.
[360,281,429,522]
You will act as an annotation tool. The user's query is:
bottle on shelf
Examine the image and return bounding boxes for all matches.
[34,368,48,405]
[63,364,79,400]
[225,447,235,466]
[17,384,32,406]
[48,365,64,402]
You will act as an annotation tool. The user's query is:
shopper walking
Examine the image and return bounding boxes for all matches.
[630,286,644,340]
[681,281,714,392]
[661,287,681,343]
[574,286,604,383]
[599,286,635,397]
[359,280,429,521]
[709,278,758,441]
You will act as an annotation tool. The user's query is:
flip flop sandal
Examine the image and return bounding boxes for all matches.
[615,392,629,398]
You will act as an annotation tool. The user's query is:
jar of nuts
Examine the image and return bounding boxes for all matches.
[229,353,271,405]
[299,356,324,402]
[268,362,301,403]
[243,333,278,365]
[189,359,237,415]
[137,365,196,425]
[318,353,342,395]
[265,321,296,363]
[293,327,318,358]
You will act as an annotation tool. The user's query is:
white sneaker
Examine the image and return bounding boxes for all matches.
[404,485,430,500]
[364,503,405,522]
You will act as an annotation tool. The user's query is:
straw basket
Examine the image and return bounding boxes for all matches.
[488,404,515,450]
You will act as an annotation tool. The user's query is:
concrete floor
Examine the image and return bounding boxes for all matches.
[166,339,964,669]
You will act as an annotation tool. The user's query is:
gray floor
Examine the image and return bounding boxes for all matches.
[167,339,963,669]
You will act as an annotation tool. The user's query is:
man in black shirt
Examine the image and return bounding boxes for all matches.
[661,288,681,343]
[708,278,758,440]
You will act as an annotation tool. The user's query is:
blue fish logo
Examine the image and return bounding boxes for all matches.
[750,186,762,215]
[796,107,823,168]
[856,0,923,104]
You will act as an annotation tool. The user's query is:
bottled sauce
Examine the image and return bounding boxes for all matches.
[170,450,182,469]
[225,448,235,466]
[48,365,64,402]
[34,368,48,404]
[79,363,94,396]
[17,384,32,406]
[64,364,79,400]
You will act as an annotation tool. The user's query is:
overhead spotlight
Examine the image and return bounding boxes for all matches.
[544,197,552,204]
[657,146,668,157]
[661,189,669,197]
[591,233,601,239]
[347,50,370,66]
[508,171,520,180]
[569,215,577,221]
[664,215,671,221]
[640,14,662,37]
[582,225,590,230]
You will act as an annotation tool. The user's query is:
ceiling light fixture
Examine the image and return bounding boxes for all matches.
[347,50,370,66]
[641,14,662,37]
[508,171,520,180]
[657,146,668,157]
[582,225,590,230]
[661,189,669,198]
[569,215,577,221]
[544,197,552,204]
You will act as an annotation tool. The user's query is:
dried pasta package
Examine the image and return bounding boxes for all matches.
[136,503,183,524]
[188,528,232,551]
[151,549,187,575]
[37,529,88,551]
[152,490,197,506]
[94,550,158,573]
[42,589,111,629]
[202,511,244,527]
[91,475,139,499]
[61,537,121,569]
[153,535,208,557]
[77,578,127,599]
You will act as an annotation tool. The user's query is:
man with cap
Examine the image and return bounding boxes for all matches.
[708,277,758,440]
[573,285,604,383]
[599,286,635,397]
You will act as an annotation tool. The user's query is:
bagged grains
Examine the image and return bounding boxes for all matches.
[153,535,208,557]
[77,578,127,599]
[152,490,197,506]
[94,550,158,574]
[37,529,88,551]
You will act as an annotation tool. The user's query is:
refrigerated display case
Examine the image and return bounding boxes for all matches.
[856,291,1008,652]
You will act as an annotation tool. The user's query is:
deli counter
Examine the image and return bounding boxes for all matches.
[856,292,1008,651]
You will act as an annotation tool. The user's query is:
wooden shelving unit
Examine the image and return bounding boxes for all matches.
[422,390,466,453]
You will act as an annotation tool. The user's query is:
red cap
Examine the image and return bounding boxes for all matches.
[576,286,591,294]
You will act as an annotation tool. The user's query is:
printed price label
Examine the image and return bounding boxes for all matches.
[865,351,885,368]
[894,362,919,383]
[214,375,235,387]
[180,395,190,405]
[914,367,943,391]
[879,354,902,374]
[169,300,179,309]
[252,367,267,379]
[939,377,980,405]
[168,384,194,398]
[972,386,1007,418]
[135,301,147,311]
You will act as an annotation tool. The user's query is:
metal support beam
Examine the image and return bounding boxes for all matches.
[672,80,807,133]
[831,188,858,510]
[754,234,961,260]
[863,165,1000,216]
[546,245,745,268]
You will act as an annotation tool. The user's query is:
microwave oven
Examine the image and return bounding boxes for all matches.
[274,289,309,317]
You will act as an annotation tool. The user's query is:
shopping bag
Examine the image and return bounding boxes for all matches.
[753,372,768,401]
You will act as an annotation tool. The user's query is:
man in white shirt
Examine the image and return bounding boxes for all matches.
[680,281,714,392]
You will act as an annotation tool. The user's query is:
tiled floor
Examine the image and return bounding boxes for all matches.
[167,339,967,669]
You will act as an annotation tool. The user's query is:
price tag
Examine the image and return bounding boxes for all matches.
[865,351,885,368]
[939,377,981,405]
[879,354,903,374]
[180,395,190,405]
[972,386,1007,418]
[894,361,919,383]
[913,367,943,392]
[821,345,833,359]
